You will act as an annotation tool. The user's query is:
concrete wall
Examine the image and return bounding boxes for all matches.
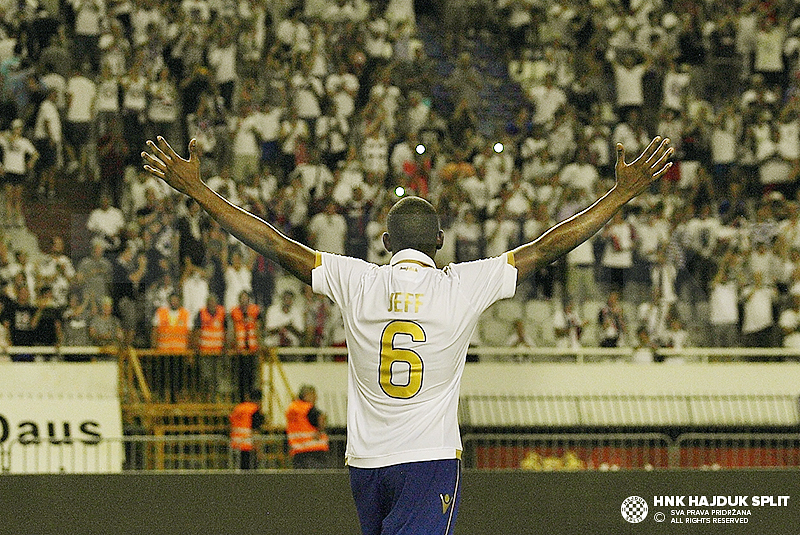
[274,362,800,427]
[3,470,800,535]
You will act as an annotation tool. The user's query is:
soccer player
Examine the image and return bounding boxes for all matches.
[142,135,672,535]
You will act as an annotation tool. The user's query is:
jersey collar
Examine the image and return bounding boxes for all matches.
[389,249,436,268]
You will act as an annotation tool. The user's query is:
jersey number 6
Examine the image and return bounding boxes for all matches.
[379,320,425,399]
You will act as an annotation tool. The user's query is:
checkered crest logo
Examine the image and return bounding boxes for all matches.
[621,496,648,523]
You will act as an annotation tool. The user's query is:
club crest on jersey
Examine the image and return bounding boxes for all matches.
[440,493,452,514]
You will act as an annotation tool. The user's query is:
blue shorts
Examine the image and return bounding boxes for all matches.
[349,459,461,535]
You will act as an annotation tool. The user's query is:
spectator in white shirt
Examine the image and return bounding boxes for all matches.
[559,147,599,200]
[231,103,262,184]
[72,0,106,72]
[361,125,389,176]
[741,270,777,349]
[754,16,786,86]
[709,266,740,347]
[501,169,535,218]
[263,289,305,347]
[710,104,739,194]
[609,49,651,116]
[600,211,635,294]
[87,193,127,251]
[0,119,38,226]
[472,142,513,199]
[224,250,253,312]
[37,236,76,292]
[316,107,350,171]
[207,32,238,110]
[181,264,210,323]
[95,64,121,136]
[612,108,651,158]
[308,201,347,255]
[661,60,691,113]
[554,300,585,349]
[33,88,62,198]
[404,91,430,135]
[389,131,418,182]
[255,101,284,167]
[325,62,359,119]
[483,205,519,258]
[290,151,335,201]
[130,0,166,48]
[279,109,309,178]
[121,64,148,165]
[779,291,800,348]
[274,6,311,61]
[527,72,567,127]
[147,66,180,144]
[65,64,96,179]
[776,104,800,161]
[181,0,211,23]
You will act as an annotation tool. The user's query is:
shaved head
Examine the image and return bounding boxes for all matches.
[385,196,442,256]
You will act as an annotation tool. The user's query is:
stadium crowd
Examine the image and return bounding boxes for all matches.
[3,0,800,360]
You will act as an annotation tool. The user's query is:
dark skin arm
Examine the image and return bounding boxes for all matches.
[512,137,673,281]
[142,137,317,285]
[143,136,672,286]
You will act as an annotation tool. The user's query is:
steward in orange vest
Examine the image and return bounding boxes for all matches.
[285,384,329,469]
[195,294,226,354]
[152,293,190,352]
[230,390,265,470]
[229,291,261,399]
[230,290,261,352]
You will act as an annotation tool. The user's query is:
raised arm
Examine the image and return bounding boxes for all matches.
[512,137,673,281]
[141,137,317,285]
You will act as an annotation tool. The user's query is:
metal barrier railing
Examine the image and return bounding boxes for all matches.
[7,344,800,363]
[274,345,800,363]
[7,432,800,473]
[461,433,675,470]
[676,433,800,469]
[1,433,348,474]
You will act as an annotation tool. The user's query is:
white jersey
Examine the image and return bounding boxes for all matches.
[312,248,517,468]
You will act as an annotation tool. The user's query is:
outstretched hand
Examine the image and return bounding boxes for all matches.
[614,137,673,200]
[141,137,202,197]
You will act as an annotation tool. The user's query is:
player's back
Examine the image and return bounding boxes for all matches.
[312,249,517,468]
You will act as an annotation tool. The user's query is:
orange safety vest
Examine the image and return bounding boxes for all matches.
[285,399,329,456]
[198,305,226,354]
[231,303,260,352]
[155,307,190,352]
[230,401,260,451]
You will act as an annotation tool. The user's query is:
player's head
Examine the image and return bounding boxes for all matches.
[383,196,443,258]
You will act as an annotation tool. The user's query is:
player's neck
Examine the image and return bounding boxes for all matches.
[391,248,437,267]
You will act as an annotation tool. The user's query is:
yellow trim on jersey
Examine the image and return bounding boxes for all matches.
[507,251,515,267]
[456,449,462,460]
[395,259,435,268]
[314,251,322,268]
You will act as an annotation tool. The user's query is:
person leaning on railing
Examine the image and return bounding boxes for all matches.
[285,384,330,469]
[151,293,190,351]
[230,389,265,470]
